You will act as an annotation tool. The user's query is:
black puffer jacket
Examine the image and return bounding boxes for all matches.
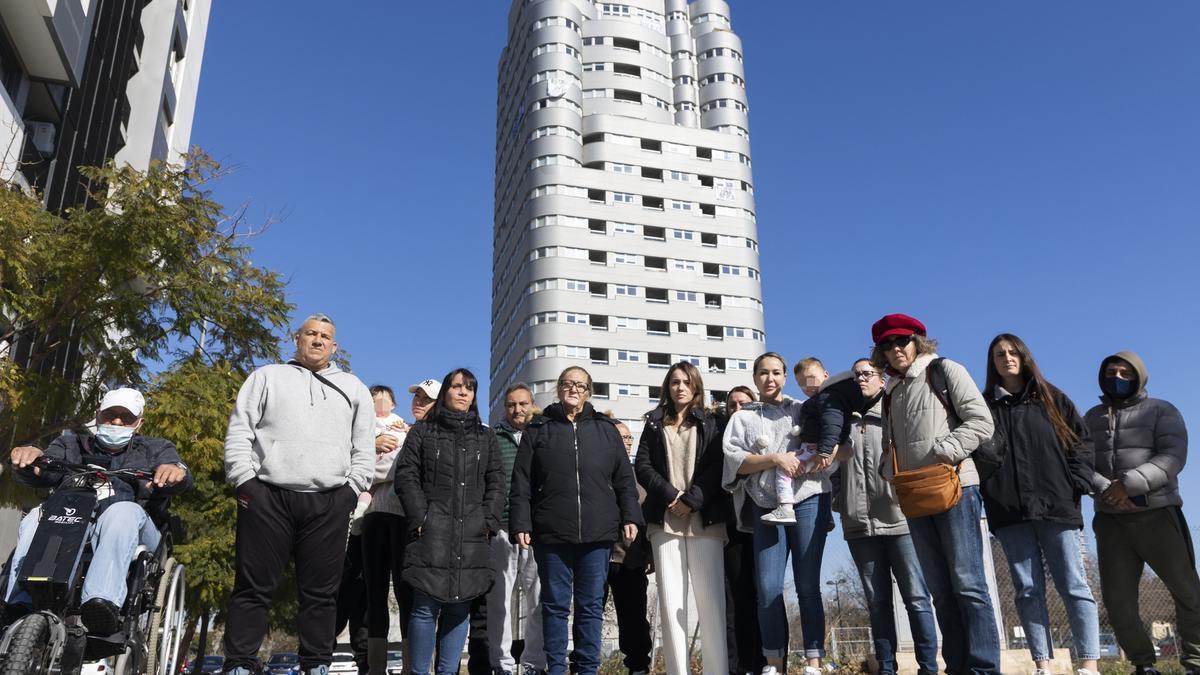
[394,409,505,603]
[979,380,1094,531]
[508,402,642,546]
[635,406,731,528]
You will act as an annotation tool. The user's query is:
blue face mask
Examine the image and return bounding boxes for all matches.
[1104,377,1137,400]
[95,424,135,449]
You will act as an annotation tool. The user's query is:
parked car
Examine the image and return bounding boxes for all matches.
[189,656,225,674]
[263,652,301,675]
[81,659,112,675]
[385,651,402,675]
[1098,633,1121,658]
[329,652,358,675]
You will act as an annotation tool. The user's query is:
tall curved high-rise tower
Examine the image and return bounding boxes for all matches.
[490,0,764,431]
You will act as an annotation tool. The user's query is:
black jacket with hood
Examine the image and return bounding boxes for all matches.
[394,408,505,603]
[1085,351,1189,514]
[635,405,732,528]
[508,402,643,546]
[799,373,867,456]
[979,380,1094,531]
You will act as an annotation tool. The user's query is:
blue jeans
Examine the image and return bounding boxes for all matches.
[6,501,160,608]
[847,534,938,674]
[407,589,472,675]
[994,520,1100,661]
[533,542,610,675]
[751,493,830,659]
[906,486,1000,675]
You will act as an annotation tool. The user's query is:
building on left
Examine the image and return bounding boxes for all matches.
[0,0,210,210]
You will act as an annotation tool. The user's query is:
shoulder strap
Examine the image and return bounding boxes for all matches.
[926,358,961,430]
[289,360,352,408]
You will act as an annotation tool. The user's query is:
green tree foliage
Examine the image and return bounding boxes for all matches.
[0,152,292,449]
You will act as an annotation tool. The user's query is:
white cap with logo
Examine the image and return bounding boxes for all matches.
[99,387,145,418]
[407,379,441,399]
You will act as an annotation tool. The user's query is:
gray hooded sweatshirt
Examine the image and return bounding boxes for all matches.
[225,362,376,493]
[1086,350,1189,513]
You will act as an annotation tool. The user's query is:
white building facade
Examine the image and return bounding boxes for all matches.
[491,0,765,430]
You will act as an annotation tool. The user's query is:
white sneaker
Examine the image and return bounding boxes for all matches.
[801,668,822,675]
[1032,670,1052,675]
[758,667,779,675]
[761,505,796,524]
[1075,670,1100,675]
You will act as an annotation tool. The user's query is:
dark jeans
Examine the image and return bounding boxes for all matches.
[409,590,472,675]
[1095,507,1200,669]
[847,534,938,674]
[336,532,369,670]
[535,542,611,675]
[906,486,1000,675]
[223,479,357,672]
[724,525,766,675]
[606,563,652,672]
[361,512,411,639]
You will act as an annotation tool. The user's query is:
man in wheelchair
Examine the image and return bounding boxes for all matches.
[3,387,192,636]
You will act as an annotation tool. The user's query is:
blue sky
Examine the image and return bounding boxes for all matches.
[191,3,1200,580]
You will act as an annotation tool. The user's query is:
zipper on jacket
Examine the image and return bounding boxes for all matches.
[573,421,582,543]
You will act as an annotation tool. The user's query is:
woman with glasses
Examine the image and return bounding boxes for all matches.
[508,366,643,675]
[834,360,939,675]
[980,334,1099,675]
[721,352,831,675]
[869,314,1000,675]
[635,362,731,675]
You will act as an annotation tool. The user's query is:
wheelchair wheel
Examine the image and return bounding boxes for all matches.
[145,558,186,675]
[0,613,53,675]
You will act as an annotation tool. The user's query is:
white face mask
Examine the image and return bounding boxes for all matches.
[95,424,135,449]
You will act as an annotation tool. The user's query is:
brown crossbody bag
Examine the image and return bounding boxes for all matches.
[885,358,962,518]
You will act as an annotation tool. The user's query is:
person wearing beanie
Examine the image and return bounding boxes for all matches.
[1086,351,1199,675]
[869,313,1000,675]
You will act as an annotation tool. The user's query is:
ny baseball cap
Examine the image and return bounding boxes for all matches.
[407,379,442,399]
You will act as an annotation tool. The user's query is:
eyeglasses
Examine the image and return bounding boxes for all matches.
[558,380,590,392]
[852,370,878,380]
[98,409,139,425]
[878,335,913,351]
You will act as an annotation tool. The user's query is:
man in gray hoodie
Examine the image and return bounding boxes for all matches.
[221,313,376,675]
[1087,351,1199,675]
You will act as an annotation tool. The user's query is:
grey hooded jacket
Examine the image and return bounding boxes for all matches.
[835,396,909,539]
[1086,350,1188,514]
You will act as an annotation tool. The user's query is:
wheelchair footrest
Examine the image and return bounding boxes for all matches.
[84,631,127,660]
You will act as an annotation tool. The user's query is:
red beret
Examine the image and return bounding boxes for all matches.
[872,313,927,345]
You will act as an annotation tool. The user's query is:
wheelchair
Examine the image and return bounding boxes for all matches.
[0,458,189,675]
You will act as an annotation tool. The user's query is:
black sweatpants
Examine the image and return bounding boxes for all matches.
[336,532,369,669]
[606,563,652,672]
[361,512,411,639]
[223,479,357,672]
[725,526,766,675]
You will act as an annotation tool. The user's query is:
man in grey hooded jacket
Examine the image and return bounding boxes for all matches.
[1087,351,1199,675]
[221,313,376,675]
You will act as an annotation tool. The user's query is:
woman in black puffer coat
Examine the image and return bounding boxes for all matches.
[979,334,1099,675]
[394,368,504,675]
[509,366,642,675]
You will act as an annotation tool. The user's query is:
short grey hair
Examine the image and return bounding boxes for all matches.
[295,313,335,336]
[504,382,532,399]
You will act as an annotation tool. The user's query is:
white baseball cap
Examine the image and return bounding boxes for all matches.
[99,387,145,418]
[407,379,441,399]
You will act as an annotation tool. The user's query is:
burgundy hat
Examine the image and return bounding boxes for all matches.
[872,314,927,345]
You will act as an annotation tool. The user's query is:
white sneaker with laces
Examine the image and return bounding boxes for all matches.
[761,505,796,524]
[758,667,779,675]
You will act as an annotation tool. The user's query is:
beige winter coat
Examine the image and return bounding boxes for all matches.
[881,353,994,488]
